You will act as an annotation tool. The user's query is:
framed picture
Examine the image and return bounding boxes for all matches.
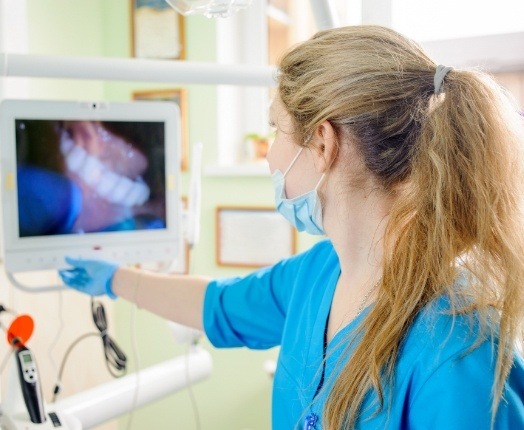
[216,206,297,268]
[133,88,188,171]
[130,0,186,59]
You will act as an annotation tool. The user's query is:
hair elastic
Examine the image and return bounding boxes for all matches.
[434,64,453,94]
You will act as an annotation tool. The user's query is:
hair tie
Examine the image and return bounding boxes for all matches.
[434,64,453,94]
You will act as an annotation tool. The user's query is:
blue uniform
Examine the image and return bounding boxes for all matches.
[203,240,524,429]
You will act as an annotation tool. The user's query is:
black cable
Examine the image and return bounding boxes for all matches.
[90,298,127,378]
[52,299,127,401]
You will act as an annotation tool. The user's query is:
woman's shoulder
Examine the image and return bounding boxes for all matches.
[405,270,499,356]
[397,290,505,392]
[396,294,524,427]
[278,238,336,271]
[405,294,493,358]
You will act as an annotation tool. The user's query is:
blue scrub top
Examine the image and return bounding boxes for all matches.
[203,239,524,429]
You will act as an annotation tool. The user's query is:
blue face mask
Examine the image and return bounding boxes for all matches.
[271,147,325,235]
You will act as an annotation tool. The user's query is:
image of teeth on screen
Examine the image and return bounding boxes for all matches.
[16,119,166,237]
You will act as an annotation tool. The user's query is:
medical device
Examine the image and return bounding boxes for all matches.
[11,345,46,424]
[0,309,79,429]
[163,0,338,29]
[0,99,184,276]
[3,366,78,430]
[0,306,211,429]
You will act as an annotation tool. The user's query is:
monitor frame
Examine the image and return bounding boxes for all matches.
[0,99,183,273]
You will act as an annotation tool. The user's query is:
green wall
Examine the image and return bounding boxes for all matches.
[25,0,106,100]
[23,1,319,428]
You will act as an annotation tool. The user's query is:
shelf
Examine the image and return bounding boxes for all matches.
[204,162,270,177]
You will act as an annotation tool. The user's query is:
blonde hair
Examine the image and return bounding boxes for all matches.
[278,25,524,428]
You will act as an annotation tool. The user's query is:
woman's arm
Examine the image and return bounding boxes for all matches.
[112,267,212,331]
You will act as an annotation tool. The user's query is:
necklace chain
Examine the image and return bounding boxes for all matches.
[354,278,381,320]
[330,278,382,340]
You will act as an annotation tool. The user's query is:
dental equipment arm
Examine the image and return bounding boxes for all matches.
[185,142,203,248]
[6,272,66,294]
[112,268,210,331]
[309,0,339,30]
[51,347,212,429]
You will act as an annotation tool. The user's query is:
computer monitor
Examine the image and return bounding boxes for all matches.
[0,99,183,272]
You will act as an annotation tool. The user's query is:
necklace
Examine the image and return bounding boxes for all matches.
[354,278,381,320]
[331,278,381,338]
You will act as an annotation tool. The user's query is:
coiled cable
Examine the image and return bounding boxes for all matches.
[52,298,127,401]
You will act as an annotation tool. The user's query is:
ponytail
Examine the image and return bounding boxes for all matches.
[396,69,524,416]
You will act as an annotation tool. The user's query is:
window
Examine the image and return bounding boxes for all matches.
[392,0,524,42]
[267,0,362,66]
[212,0,360,174]
[210,0,524,175]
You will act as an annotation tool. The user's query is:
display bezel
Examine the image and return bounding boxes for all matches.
[0,99,183,272]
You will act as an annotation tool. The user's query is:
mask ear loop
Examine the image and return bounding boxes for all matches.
[314,172,326,191]
[282,147,304,177]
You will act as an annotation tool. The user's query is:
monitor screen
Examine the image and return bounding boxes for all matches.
[0,100,183,273]
[16,119,166,237]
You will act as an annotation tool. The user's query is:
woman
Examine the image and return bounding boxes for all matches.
[60,25,524,429]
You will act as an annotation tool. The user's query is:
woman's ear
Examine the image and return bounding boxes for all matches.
[311,120,337,173]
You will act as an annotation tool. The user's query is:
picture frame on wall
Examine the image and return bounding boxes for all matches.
[216,206,297,268]
[132,88,189,171]
[130,0,186,59]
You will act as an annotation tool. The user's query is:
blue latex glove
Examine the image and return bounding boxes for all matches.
[59,257,118,299]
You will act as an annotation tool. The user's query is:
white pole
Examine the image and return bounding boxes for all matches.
[51,348,212,429]
[0,53,277,87]
[309,0,339,30]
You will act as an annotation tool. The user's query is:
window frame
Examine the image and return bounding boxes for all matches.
[209,0,524,176]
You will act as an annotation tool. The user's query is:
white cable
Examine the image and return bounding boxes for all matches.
[48,282,65,393]
[124,273,141,430]
[185,344,202,430]
[184,246,202,429]
[0,348,13,374]
[0,348,14,405]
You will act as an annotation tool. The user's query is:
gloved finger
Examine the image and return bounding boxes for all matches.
[59,271,82,287]
[59,267,89,279]
[65,256,90,269]
[59,268,91,287]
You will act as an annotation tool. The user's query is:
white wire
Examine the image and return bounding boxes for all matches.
[0,348,14,403]
[0,349,14,375]
[48,285,65,392]
[124,272,141,430]
[185,246,202,430]
[185,344,202,430]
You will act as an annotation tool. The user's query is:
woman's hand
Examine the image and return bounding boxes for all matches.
[59,257,118,299]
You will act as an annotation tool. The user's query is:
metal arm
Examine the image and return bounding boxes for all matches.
[0,53,276,86]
